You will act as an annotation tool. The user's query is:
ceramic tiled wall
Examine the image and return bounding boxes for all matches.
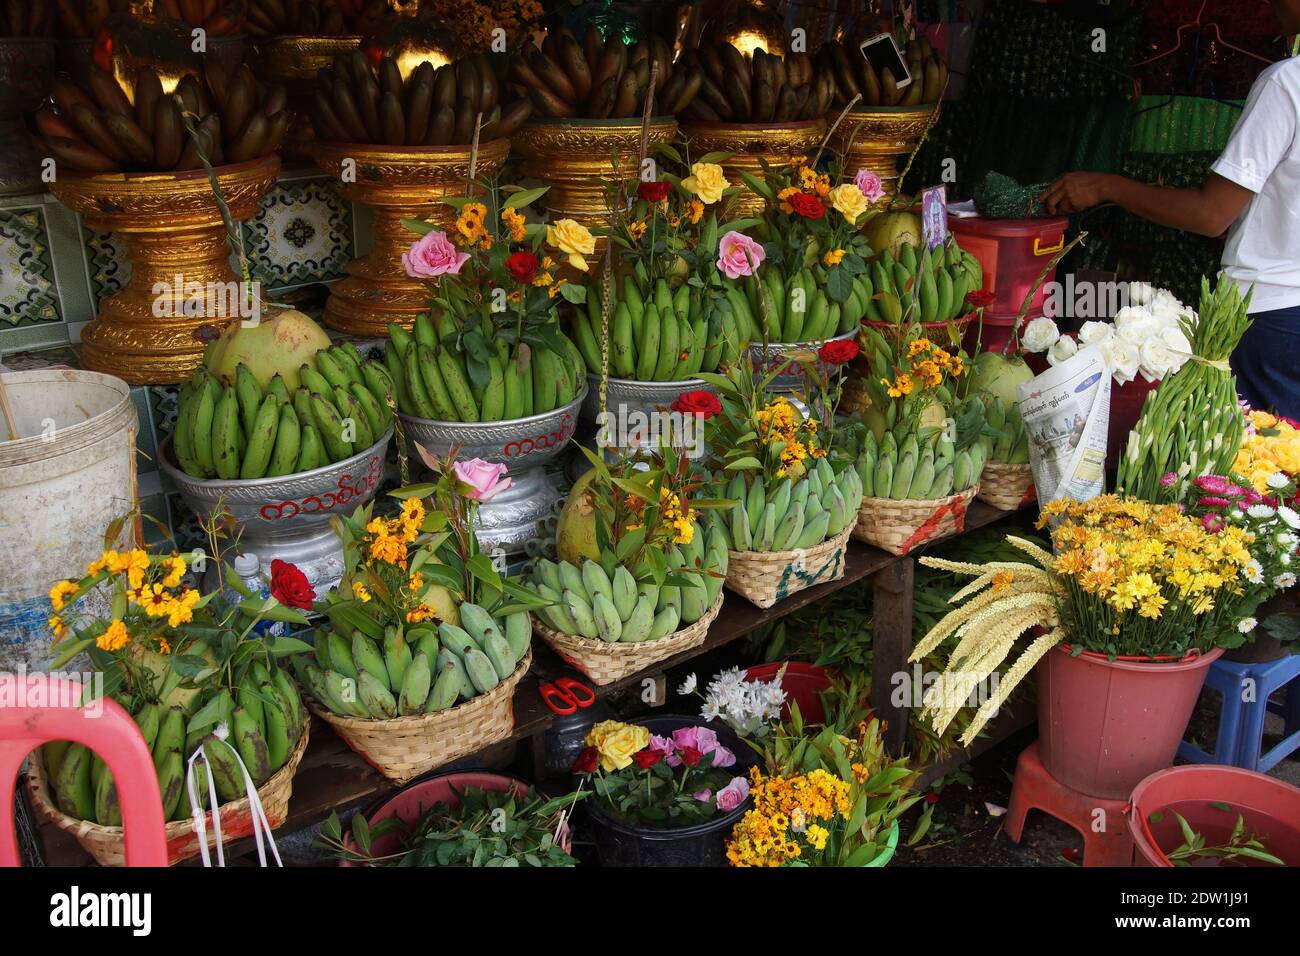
[0,163,362,544]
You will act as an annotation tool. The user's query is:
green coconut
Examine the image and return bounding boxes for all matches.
[966,352,1035,408]
[863,209,922,259]
[206,309,333,391]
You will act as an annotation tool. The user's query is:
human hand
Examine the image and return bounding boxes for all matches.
[1038,172,1114,214]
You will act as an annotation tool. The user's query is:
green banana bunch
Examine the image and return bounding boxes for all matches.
[854,413,988,501]
[865,238,982,326]
[1117,276,1253,501]
[724,267,861,345]
[703,458,862,553]
[978,394,1030,465]
[46,666,305,826]
[532,529,727,642]
[572,276,731,381]
[302,605,532,719]
[172,342,393,480]
[386,313,581,422]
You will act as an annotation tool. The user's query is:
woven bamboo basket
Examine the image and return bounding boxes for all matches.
[725,523,854,609]
[305,649,531,784]
[977,461,1035,511]
[531,593,722,685]
[26,717,310,867]
[853,485,978,556]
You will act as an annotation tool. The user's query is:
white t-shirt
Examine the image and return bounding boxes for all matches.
[1211,57,1300,314]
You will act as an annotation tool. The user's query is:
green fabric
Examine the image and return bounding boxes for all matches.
[1128,96,1245,155]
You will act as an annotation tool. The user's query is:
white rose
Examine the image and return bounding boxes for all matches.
[1021,316,1061,353]
[1139,337,1179,382]
[1077,320,1114,347]
[1156,325,1193,373]
[1148,300,1185,331]
[1100,336,1142,385]
[1126,281,1155,306]
[1046,335,1078,366]
[1151,288,1182,311]
[1114,306,1160,346]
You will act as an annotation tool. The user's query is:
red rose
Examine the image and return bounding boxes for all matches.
[671,390,722,419]
[818,339,860,365]
[632,748,662,769]
[965,289,995,309]
[679,745,703,768]
[924,791,940,805]
[789,192,824,220]
[505,250,540,284]
[572,746,599,774]
[637,180,672,203]
[269,559,314,610]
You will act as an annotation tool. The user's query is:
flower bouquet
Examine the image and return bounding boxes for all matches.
[569,163,746,384]
[389,181,590,425]
[530,445,730,683]
[851,320,987,554]
[575,719,752,866]
[696,355,863,607]
[910,496,1254,794]
[32,539,314,866]
[729,681,920,867]
[299,458,545,782]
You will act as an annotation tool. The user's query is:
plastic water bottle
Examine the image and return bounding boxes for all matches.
[227,554,285,637]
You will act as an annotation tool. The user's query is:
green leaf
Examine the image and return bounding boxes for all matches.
[559,283,587,305]
[724,457,762,470]
[238,599,310,625]
[401,217,437,236]
[504,186,549,210]
[261,635,314,657]
[696,151,733,165]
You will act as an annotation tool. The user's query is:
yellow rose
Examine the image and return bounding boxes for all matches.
[828,183,869,225]
[584,720,651,771]
[681,162,727,205]
[546,218,596,272]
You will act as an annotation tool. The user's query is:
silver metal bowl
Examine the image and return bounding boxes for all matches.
[397,392,584,554]
[160,427,393,597]
[747,327,859,393]
[579,373,718,459]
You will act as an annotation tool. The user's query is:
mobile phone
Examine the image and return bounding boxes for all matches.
[859,33,912,89]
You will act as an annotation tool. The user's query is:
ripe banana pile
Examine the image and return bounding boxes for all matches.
[156,0,247,35]
[38,63,288,174]
[679,43,831,124]
[572,277,733,381]
[511,27,701,119]
[725,269,862,344]
[173,343,394,480]
[45,662,305,825]
[246,0,370,34]
[855,419,988,502]
[862,241,982,325]
[386,316,582,423]
[703,458,862,553]
[299,604,531,719]
[820,34,947,108]
[311,50,530,147]
[533,531,727,642]
[1,0,55,34]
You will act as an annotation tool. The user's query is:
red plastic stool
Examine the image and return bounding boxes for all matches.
[1,674,168,866]
[1004,742,1134,867]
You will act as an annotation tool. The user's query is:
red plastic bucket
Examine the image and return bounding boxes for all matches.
[1036,644,1223,800]
[1129,765,1300,867]
[949,216,1069,316]
[745,662,834,724]
[960,310,1027,356]
[342,772,568,863]
[1108,376,1159,469]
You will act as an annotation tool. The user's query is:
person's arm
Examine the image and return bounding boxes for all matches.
[1037,172,1252,237]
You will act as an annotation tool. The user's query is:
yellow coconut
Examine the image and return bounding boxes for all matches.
[206,308,333,391]
[416,556,460,627]
[556,469,601,565]
[863,209,922,260]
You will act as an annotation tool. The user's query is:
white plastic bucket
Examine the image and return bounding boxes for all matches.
[0,369,138,673]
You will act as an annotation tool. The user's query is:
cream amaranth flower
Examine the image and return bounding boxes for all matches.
[1247,504,1277,519]
[1275,572,1297,589]
[677,673,698,696]
[1244,560,1264,584]
[1280,506,1300,530]
[1237,617,1258,634]
[1267,472,1290,490]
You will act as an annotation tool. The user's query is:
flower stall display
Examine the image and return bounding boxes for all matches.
[729,685,920,867]
[851,321,987,554]
[574,719,752,867]
[30,543,313,866]
[317,779,583,867]
[298,458,543,783]
[529,446,729,683]
[391,188,589,425]
[910,496,1256,797]
[570,168,743,383]
[1117,278,1254,502]
[697,357,863,607]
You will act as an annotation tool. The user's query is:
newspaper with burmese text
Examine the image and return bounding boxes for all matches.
[1015,345,1111,506]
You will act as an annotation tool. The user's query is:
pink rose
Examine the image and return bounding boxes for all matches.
[669,726,735,768]
[452,458,513,502]
[716,776,750,812]
[854,168,885,204]
[716,230,765,280]
[693,789,713,802]
[402,230,470,279]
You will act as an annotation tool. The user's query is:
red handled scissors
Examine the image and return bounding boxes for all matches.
[539,677,596,716]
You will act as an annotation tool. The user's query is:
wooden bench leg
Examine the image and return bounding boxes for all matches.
[871,558,913,757]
